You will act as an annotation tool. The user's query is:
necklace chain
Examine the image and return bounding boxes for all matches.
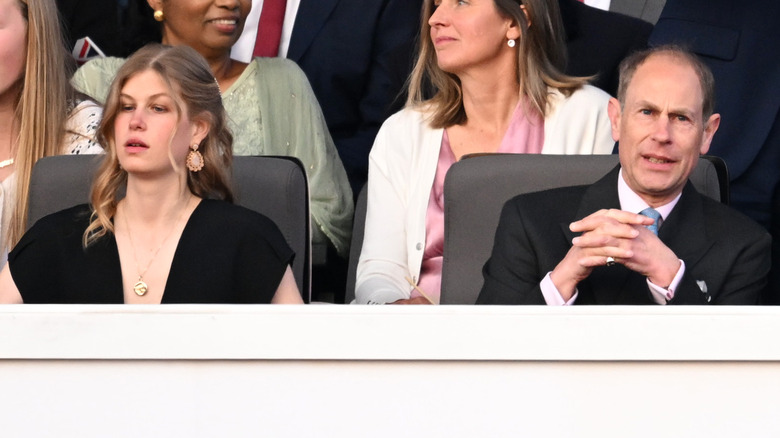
[122,197,191,296]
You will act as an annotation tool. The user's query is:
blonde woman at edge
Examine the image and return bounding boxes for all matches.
[355,0,614,305]
[0,45,302,304]
[0,0,102,266]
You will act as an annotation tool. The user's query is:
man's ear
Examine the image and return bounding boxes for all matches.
[607,98,622,143]
[700,113,721,155]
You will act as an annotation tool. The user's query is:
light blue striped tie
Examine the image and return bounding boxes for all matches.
[640,208,662,235]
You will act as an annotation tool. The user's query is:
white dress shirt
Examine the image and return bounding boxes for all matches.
[231,0,302,62]
[540,169,686,305]
[584,0,611,10]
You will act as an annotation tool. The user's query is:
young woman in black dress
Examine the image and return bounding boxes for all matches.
[0,44,303,304]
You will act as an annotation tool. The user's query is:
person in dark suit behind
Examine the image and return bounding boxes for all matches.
[232,0,423,196]
[477,46,770,305]
[649,0,780,302]
[559,0,654,97]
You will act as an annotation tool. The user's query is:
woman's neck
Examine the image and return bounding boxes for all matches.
[122,174,195,225]
[159,34,242,92]
[459,74,521,133]
[456,48,521,129]
[207,56,236,90]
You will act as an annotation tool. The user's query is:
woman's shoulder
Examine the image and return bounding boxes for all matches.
[14,204,92,254]
[72,57,126,104]
[239,58,316,110]
[571,84,612,103]
[248,57,309,88]
[196,199,282,234]
[75,56,126,76]
[549,84,611,107]
[30,204,92,228]
[371,106,440,158]
[250,57,304,76]
[546,84,611,119]
[194,200,291,256]
[380,105,433,132]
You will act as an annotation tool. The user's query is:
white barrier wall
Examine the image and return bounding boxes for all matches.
[2,305,779,437]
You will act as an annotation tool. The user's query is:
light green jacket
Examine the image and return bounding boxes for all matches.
[73,57,353,257]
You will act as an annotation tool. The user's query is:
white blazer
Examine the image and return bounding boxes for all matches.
[355,85,615,304]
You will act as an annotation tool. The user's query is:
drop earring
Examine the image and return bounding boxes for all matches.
[507,39,516,48]
[154,10,164,22]
[186,144,204,172]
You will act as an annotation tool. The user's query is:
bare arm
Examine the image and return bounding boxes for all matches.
[270,266,303,304]
[0,265,23,304]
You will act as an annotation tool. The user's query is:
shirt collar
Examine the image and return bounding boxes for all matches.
[617,169,681,221]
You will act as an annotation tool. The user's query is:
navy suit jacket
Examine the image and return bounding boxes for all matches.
[477,166,771,305]
[650,0,780,229]
[559,0,653,96]
[287,0,422,194]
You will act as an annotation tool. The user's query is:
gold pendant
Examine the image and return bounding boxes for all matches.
[134,279,148,296]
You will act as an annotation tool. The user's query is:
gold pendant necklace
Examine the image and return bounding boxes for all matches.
[123,197,191,296]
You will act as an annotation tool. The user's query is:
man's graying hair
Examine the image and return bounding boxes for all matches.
[617,45,716,120]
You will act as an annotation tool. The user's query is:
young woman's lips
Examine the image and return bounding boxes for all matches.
[125,139,149,152]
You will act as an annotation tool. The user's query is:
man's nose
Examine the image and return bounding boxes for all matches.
[651,116,672,143]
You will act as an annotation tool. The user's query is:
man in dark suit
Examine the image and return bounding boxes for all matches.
[477,46,770,305]
[232,0,422,195]
[649,0,780,301]
[559,0,653,96]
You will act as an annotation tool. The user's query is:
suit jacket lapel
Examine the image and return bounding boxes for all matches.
[571,171,714,303]
[658,181,714,267]
[287,0,340,61]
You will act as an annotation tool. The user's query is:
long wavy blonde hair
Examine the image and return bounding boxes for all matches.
[6,0,81,250]
[407,0,590,128]
[84,44,234,247]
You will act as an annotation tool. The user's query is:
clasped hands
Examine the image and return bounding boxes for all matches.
[550,209,681,299]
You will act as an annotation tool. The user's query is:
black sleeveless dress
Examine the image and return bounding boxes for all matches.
[9,200,294,303]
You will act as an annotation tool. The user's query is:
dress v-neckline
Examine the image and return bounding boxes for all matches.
[110,199,206,303]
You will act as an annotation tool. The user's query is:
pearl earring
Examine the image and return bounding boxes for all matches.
[507,39,516,48]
